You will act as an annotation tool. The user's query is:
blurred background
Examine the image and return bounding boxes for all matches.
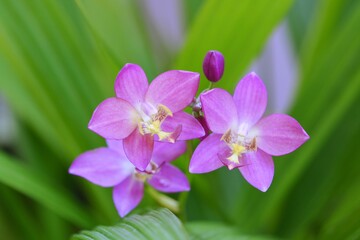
[0,0,359,239]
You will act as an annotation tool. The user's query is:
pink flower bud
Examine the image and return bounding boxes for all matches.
[202,50,225,82]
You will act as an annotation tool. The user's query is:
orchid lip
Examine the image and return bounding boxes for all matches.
[134,161,159,182]
[220,128,258,168]
[137,103,180,142]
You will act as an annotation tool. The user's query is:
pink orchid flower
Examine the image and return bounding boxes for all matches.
[69,140,189,217]
[189,72,309,192]
[88,64,204,171]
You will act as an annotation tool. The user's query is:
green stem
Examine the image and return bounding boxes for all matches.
[178,141,194,222]
[208,82,215,90]
[146,186,179,214]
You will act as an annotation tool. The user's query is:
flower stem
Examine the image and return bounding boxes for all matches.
[178,140,194,222]
[146,186,179,213]
[208,82,215,90]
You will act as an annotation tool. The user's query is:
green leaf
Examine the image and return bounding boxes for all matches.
[75,0,157,77]
[71,209,188,240]
[0,151,92,228]
[175,0,294,93]
[71,209,276,240]
[187,222,275,240]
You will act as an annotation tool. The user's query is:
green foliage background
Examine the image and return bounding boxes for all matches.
[0,0,359,239]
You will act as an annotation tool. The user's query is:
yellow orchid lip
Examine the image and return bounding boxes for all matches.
[138,104,181,142]
[220,129,258,167]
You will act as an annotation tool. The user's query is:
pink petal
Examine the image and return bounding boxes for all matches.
[123,129,154,171]
[200,88,238,134]
[88,98,138,140]
[152,141,187,166]
[113,176,144,217]
[148,163,190,193]
[197,116,210,141]
[106,139,127,157]
[69,148,133,187]
[161,112,205,140]
[252,114,310,156]
[233,72,267,132]
[189,133,227,173]
[239,150,274,192]
[114,63,149,105]
[145,70,200,113]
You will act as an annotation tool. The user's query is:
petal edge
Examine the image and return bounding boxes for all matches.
[253,114,309,156]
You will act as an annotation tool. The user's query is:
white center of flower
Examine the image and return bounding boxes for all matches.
[221,129,257,165]
[136,103,180,143]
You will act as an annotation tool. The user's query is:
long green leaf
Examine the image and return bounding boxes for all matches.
[0,152,92,228]
[76,0,157,77]
[187,222,275,240]
[176,0,294,92]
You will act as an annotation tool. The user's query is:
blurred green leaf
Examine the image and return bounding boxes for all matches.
[76,0,157,77]
[176,0,294,93]
[287,0,318,52]
[0,186,39,240]
[187,222,275,240]
[0,151,92,228]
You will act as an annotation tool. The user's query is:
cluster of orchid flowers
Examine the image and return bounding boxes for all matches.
[69,51,309,217]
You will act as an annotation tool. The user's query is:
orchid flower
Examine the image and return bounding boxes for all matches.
[69,140,189,217]
[189,72,309,192]
[191,50,225,140]
[88,64,204,170]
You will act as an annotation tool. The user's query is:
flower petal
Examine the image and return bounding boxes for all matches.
[123,129,154,171]
[233,72,267,132]
[69,148,133,187]
[113,176,144,217]
[197,116,210,141]
[148,163,190,192]
[88,98,138,139]
[200,88,238,134]
[106,139,127,158]
[145,70,200,113]
[114,63,149,105]
[152,141,187,166]
[189,133,227,173]
[252,113,310,156]
[161,112,205,140]
[239,149,274,192]
[217,148,244,170]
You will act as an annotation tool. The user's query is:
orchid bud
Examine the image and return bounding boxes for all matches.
[202,50,225,82]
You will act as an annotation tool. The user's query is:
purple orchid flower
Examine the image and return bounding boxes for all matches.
[189,72,309,192]
[69,140,189,217]
[88,64,204,171]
